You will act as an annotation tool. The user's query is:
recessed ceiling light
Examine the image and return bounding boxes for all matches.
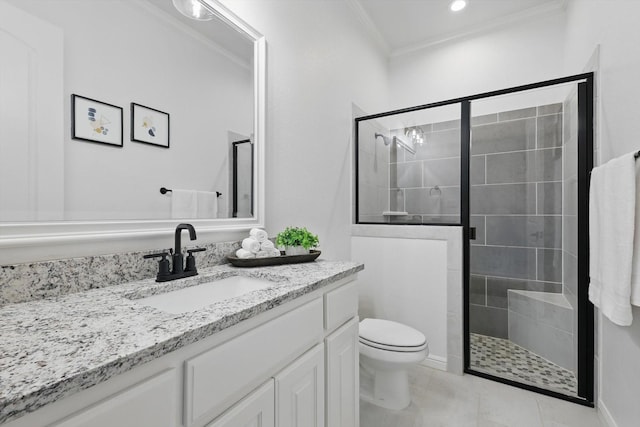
[450,0,467,12]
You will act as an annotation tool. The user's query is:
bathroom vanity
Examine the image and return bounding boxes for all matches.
[0,261,362,427]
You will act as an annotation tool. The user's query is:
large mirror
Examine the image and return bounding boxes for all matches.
[0,0,265,250]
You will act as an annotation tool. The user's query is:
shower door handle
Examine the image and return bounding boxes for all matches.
[469,227,476,240]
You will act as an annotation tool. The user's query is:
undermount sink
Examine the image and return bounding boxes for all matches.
[134,276,274,314]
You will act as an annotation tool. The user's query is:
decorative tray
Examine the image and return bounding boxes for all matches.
[227,250,321,268]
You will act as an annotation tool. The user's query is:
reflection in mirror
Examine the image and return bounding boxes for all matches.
[232,139,253,218]
[0,0,255,222]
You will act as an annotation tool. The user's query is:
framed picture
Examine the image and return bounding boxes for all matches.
[71,94,123,147]
[131,103,170,148]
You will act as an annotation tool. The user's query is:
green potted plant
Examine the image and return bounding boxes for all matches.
[276,226,319,256]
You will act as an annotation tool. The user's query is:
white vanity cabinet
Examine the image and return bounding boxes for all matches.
[2,276,359,427]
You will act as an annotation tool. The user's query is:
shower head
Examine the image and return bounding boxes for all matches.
[374,133,416,155]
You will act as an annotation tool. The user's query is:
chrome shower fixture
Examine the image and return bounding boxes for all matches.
[404,126,425,146]
[374,132,416,155]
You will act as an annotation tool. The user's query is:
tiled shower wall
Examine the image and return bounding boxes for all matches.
[469,104,564,338]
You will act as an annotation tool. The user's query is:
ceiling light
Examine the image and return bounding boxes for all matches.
[172,0,214,21]
[450,0,467,12]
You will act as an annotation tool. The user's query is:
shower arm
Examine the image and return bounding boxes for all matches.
[374,133,416,155]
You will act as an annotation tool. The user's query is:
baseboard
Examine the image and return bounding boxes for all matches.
[598,399,618,427]
[420,355,447,371]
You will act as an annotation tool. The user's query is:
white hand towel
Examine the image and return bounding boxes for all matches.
[269,248,281,257]
[255,250,271,258]
[630,160,640,307]
[250,228,268,242]
[235,248,255,259]
[242,237,261,253]
[196,191,218,219]
[260,240,275,251]
[171,190,197,219]
[589,151,637,326]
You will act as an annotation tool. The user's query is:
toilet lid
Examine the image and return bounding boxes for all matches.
[359,318,426,349]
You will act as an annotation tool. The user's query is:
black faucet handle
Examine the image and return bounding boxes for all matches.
[185,247,206,273]
[143,251,169,259]
[186,247,207,255]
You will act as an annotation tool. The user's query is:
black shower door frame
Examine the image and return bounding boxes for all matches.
[354,72,594,406]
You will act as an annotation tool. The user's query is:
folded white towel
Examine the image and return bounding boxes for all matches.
[250,228,268,242]
[630,160,640,307]
[269,248,281,257]
[260,240,275,251]
[242,237,261,253]
[235,248,255,259]
[196,191,218,219]
[255,250,271,258]
[171,189,197,219]
[589,151,637,326]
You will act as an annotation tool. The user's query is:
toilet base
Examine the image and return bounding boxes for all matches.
[359,362,411,410]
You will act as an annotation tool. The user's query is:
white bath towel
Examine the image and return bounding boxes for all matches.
[269,248,281,257]
[630,159,640,307]
[196,191,218,219]
[250,228,268,242]
[241,237,261,253]
[255,250,271,258]
[235,248,256,259]
[260,240,275,251]
[171,189,197,219]
[589,151,637,326]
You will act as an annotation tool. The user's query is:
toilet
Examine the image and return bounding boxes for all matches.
[359,318,428,410]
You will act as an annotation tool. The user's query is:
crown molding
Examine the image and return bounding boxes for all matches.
[391,0,568,58]
[345,0,390,56]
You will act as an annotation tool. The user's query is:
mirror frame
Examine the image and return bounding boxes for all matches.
[0,0,266,263]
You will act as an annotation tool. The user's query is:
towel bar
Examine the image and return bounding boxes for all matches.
[160,187,222,198]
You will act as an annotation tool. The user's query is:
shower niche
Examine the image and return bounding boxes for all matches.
[354,73,594,406]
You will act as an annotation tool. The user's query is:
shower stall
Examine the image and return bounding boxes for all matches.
[354,73,594,405]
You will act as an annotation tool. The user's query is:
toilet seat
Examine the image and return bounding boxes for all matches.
[359,318,427,352]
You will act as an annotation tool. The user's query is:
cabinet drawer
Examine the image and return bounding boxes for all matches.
[185,297,323,427]
[51,369,178,427]
[324,281,358,332]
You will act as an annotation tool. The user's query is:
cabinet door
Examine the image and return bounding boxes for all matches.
[207,380,274,427]
[325,317,359,427]
[275,343,324,427]
[51,369,178,427]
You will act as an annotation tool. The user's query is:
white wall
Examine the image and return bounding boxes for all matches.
[352,236,448,365]
[562,1,640,426]
[219,0,389,260]
[389,11,567,109]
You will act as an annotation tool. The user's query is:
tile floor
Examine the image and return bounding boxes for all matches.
[469,333,577,396]
[359,365,603,427]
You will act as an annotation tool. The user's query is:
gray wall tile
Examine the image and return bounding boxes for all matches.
[537,248,563,283]
[485,216,562,248]
[471,118,536,155]
[498,107,537,121]
[508,290,572,332]
[564,214,577,256]
[390,162,422,188]
[471,156,485,184]
[470,275,486,305]
[423,157,460,187]
[486,277,562,309]
[537,103,563,115]
[471,183,536,214]
[485,148,562,184]
[470,215,485,244]
[408,129,460,160]
[389,214,422,224]
[405,186,460,215]
[470,304,508,338]
[433,119,460,131]
[420,215,460,224]
[471,245,537,279]
[389,189,404,212]
[472,114,497,126]
[563,251,578,297]
[537,182,562,214]
[537,114,563,148]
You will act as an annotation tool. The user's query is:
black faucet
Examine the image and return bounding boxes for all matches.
[172,223,197,275]
[143,223,207,282]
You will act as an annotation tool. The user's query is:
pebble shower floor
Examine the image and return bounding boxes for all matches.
[469,333,577,396]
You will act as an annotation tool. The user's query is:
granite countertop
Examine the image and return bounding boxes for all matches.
[0,260,363,425]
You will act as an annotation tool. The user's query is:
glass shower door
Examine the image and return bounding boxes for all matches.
[467,83,586,398]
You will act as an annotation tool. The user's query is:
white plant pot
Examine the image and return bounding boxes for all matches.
[285,246,310,256]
